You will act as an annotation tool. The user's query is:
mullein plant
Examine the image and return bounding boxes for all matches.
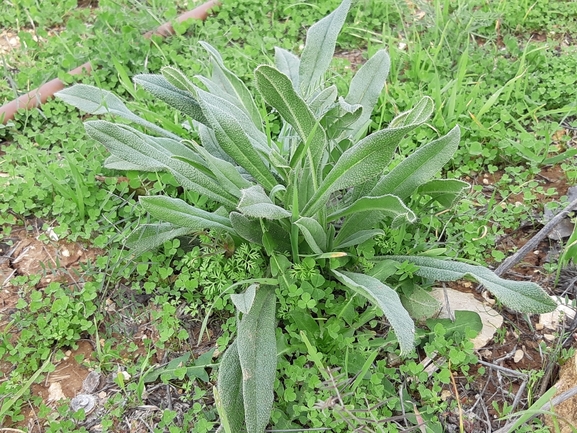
[57,1,556,431]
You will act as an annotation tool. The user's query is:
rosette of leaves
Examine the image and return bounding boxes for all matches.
[57,1,556,431]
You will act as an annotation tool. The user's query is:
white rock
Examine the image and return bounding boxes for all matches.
[539,296,576,330]
[431,287,504,349]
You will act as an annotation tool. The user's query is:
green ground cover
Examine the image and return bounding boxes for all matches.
[1,0,577,431]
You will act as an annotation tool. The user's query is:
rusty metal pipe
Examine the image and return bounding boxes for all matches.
[0,0,219,124]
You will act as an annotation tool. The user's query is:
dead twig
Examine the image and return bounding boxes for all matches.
[493,196,577,277]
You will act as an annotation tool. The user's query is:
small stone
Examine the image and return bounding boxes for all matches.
[47,382,66,402]
[535,323,544,331]
[482,291,496,305]
[62,248,70,257]
[70,394,96,414]
[441,390,452,401]
[543,334,556,342]
[82,371,102,393]
[513,349,524,363]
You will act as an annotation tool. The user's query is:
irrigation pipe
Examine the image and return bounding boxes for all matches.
[0,0,219,124]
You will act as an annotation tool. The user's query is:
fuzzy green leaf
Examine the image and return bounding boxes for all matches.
[328,195,416,225]
[299,0,351,96]
[385,255,557,313]
[323,97,363,142]
[332,270,415,354]
[274,47,300,90]
[197,122,234,163]
[161,66,196,94]
[237,286,277,433]
[303,97,434,217]
[417,179,470,207]
[231,284,258,315]
[374,125,461,200]
[200,41,263,129]
[310,85,338,117]
[344,49,390,138]
[217,340,245,433]
[295,217,327,254]
[187,141,253,197]
[125,223,192,256]
[195,89,277,191]
[55,84,180,140]
[230,212,264,246]
[103,155,163,172]
[139,196,234,233]
[238,186,291,220]
[255,65,327,174]
[335,121,457,245]
[133,74,207,124]
[333,229,384,249]
[84,121,237,207]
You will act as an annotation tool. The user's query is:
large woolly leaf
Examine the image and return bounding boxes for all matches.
[84,121,237,207]
[194,88,277,191]
[200,41,263,129]
[333,229,384,249]
[374,125,461,200]
[328,195,416,225]
[161,66,196,94]
[332,270,415,354]
[417,179,470,208]
[139,196,234,233]
[295,217,327,254]
[186,141,252,197]
[103,154,163,172]
[197,122,234,163]
[323,97,363,142]
[299,0,351,97]
[195,87,270,155]
[344,49,390,138]
[133,74,207,124]
[230,212,264,246]
[384,255,557,313]
[217,340,245,433]
[255,65,327,174]
[303,97,434,217]
[237,286,277,433]
[238,186,291,220]
[230,284,258,315]
[125,223,192,257]
[310,85,338,118]
[335,121,458,245]
[275,47,300,90]
[55,84,180,140]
